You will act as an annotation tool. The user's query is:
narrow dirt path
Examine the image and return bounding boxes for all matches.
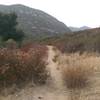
[46,46,63,89]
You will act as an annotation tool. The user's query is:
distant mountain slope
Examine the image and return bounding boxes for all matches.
[0,4,71,38]
[69,26,90,32]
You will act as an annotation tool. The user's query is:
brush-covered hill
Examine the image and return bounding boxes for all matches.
[0,4,71,39]
[41,27,100,53]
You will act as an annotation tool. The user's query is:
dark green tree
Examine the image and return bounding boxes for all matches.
[0,12,24,42]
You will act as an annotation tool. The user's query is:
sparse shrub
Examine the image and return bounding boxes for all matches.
[62,64,93,100]
[62,65,91,89]
[4,39,18,49]
[52,55,59,63]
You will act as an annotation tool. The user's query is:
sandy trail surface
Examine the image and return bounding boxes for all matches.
[46,46,64,89]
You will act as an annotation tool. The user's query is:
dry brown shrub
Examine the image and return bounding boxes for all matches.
[62,64,92,90]
[0,45,48,90]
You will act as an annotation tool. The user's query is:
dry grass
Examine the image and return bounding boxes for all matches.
[54,52,100,100]
[59,53,96,89]
[62,65,92,89]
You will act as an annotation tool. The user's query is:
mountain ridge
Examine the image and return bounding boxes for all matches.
[0,4,71,38]
[69,26,90,32]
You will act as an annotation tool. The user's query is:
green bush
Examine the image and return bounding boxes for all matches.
[0,12,25,43]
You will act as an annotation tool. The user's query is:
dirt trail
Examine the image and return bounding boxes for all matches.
[46,46,63,89]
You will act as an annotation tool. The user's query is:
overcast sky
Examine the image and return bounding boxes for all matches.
[0,0,100,28]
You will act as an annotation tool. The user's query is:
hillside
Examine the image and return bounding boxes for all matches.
[41,27,100,53]
[0,4,71,39]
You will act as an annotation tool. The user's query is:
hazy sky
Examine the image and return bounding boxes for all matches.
[0,0,100,28]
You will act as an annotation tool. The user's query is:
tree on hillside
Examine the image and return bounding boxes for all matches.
[0,12,24,42]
